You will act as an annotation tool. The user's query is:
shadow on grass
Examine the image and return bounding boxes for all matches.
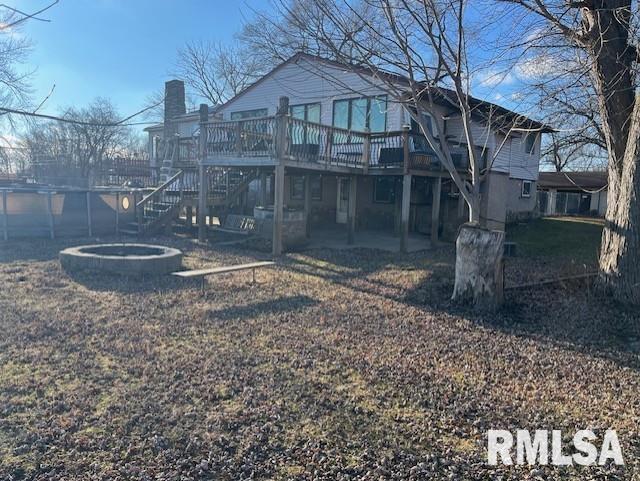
[290,246,640,372]
[206,294,319,321]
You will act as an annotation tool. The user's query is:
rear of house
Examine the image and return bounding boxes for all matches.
[145,53,550,250]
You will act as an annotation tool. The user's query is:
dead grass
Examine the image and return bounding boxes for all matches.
[0,235,638,480]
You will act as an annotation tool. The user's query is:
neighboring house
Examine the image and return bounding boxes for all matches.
[537,171,608,217]
[144,53,551,254]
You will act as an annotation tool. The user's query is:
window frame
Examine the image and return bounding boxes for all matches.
[373,177,396,204]
[289,175,323,201]
[521,180,532,198]
[524,133,537,155]
[290,176,305,201]
[289,102,321,123]
[230,108,269,120]
[332,95,388,144]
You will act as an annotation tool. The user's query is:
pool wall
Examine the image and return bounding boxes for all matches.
[1,188,143,239]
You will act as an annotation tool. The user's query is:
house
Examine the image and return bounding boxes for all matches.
[144,53,552,254]
[537,171,607,217]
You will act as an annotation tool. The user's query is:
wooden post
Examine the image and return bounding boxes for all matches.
[272,97,289,257]
[235,121,243,156]
[400,174,411,253]
[198,104,209,242]
[431,176,442,245]
[304,174,312,238]
[347,176,357,244]
[47,192,55,240]
[275,96,290,159]
[186,206,193,228]
[259,169,268,206]
[2,189,8,241]
[402,125,411,174]
[272,164,285,256]
[115,192,120,235]
[362,128,371,174]
[86,192,93,237]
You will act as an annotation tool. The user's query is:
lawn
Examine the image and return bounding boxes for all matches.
[507,216,604,265]
[0,232,639,480]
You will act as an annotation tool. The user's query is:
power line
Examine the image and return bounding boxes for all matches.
[0,98,164,127]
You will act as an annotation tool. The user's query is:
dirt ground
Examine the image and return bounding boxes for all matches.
[0,235,638,480]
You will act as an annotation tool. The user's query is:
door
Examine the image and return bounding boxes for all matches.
[336,177,350,224]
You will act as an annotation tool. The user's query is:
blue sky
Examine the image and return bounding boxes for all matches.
[6,0,543,132]
[11,0,267,122]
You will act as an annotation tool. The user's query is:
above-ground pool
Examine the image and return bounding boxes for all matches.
[59,243,183,276]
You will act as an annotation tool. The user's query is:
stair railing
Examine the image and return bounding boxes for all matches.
[136,170,185,233]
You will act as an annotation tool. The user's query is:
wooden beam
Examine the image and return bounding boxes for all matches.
[304,174,312,238]
[2,190,8,241]
[347,176,357,244]
[260,169,268,206]
[197,165,207,242]
[272,164,285,256]
[400,174,411,253]
[431,176,442,245]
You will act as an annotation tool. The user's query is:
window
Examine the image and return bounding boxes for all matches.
[290,103,321,145]
[374,177,396,203]
[522,180,532,198]
[524,133,536,155]
[332,96,387,135]
[230,108,268,120]
[289,176,323,201]
[290,103,320,123]
[290,176,305,200]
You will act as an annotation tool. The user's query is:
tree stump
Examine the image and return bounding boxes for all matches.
[452,223,505,311]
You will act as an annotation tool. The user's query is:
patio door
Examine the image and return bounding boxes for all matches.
[336,177,350,224]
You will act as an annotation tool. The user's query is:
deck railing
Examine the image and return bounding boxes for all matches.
[195,115,471,173]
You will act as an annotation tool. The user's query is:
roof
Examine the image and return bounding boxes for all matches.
[151,52,553,134]
[538,171,608,190]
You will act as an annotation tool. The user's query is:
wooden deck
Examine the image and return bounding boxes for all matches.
[160,114,474,176]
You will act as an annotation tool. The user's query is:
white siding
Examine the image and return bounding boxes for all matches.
[216,57,406,129]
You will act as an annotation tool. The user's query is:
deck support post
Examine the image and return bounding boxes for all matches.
[304,174,312,238]
[2,189,8,241]
[259,169,268,206]
[198,103,209,243]
[400,174,411,253]
[186,205,193,228]
[198,165,207,242]
[431,176,442,245]
[347,176,357,244]
[272,163,285,256]
[47,192,55,240]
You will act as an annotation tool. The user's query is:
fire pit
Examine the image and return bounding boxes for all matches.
[59,243,183,276]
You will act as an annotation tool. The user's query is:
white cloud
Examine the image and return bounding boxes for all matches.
[514,55,556,79]
[477,69,516,88]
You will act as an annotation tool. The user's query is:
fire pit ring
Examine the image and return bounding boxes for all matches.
[60,243,183,276]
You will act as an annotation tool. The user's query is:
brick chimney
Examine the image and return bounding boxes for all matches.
[164,80,186,138]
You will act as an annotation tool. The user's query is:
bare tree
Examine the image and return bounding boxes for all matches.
[265,0,541,308]
[175,41,268,106]
[501,0,640,304]
[21,98,131,179]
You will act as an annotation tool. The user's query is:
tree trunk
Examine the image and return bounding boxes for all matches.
[597,104,640,303]
[452,223,504,311]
